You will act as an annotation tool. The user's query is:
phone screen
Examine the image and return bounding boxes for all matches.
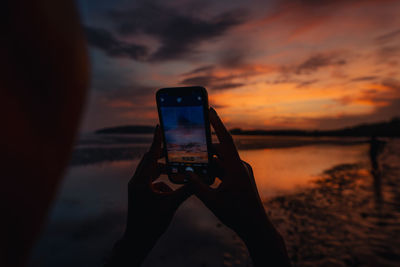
[157,88,210,179]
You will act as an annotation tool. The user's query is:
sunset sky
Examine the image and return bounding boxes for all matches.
[78,0,400,131]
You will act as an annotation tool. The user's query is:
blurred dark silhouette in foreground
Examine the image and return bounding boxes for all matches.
[1,2,290,267]
[1,1,89,266]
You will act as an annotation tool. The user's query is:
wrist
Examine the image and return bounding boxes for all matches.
[105,232,157,267]
[238,215,291,266]
[124,221,163,246]
[234,209,272,240]
[105,237,144,267]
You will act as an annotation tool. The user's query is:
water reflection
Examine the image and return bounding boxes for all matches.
[369,136,387,210]
[30,136,400,267]
[239,144,368,198]
[267,139,400,266]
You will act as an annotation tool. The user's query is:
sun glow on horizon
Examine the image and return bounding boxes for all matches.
[81,0,400,131]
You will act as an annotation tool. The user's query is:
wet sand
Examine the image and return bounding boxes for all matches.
[268,139,400,266]
[30,137,400,267]
[141,139,400,267]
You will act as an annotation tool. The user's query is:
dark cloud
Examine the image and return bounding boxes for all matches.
[180,60,274,91]
[375,28,400,43]
[278,0,392,13]
[85,26,148,60]
[180,74,244,91]
[212,82,245,90]
[218,46,248,68]
[267,77,319,89]
[181,75,215,86]
[267,76,293,85]
[350,76,378,82]
[108,3,245,61]
[296,79,319,88]
[295,54,346,74]
[377,45,400,58]
[275,53,347,84]
[102,84,156,106]
[382,79,400,92]
[182,65,215,76]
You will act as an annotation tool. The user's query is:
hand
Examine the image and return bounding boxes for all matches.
[106,125,192,266]
[188,108,291,266]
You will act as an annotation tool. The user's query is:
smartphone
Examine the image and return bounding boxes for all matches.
[156,86,214,184]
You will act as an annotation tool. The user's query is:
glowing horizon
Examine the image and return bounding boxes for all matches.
[79,0,400,131]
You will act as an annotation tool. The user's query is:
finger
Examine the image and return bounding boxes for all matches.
[241,160,259,192]
[212,143,223,158]
[149,163,169,184]
[160,148,166,158]
[211,156,223,167]
[169,173,187,183]
[149,124,162,158]
[210,177,224,190]
[209,108,231,144]
[156,162,167,175]
[210,156,225,180]
[152,182,173,193]
[134,152,160,186]
[185,172,215,203]
[211,143,231,170]
[242,160,254,177]
[136,126,162,183]
[209,108,239,159]
[128,153,150,186]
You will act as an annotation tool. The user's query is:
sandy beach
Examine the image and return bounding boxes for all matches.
[267,139,400,266]
[30,136,400,267]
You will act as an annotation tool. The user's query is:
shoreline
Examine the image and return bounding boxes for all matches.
[266,139,400,266]
[71,135,371,166]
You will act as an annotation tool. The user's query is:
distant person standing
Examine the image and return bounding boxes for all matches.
[369,135,386,209]
[369,136,386,171]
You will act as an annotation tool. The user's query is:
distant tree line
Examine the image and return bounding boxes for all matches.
[230,117,400,137]
[95,118,400,137]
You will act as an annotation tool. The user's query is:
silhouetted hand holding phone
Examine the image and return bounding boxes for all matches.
[187,108,291,267]
[106,109,290,266]
[105,126,192,266]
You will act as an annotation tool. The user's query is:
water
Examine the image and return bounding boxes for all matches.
[29,135,400,266]
[240,144,368,198]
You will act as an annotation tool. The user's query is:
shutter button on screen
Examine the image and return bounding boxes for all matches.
[185,167,194,172]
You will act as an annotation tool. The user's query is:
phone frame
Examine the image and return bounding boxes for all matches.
[156,86,214,185]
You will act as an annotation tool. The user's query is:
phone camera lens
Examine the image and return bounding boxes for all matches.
[177,97,182,103]
[197,96,202,101]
